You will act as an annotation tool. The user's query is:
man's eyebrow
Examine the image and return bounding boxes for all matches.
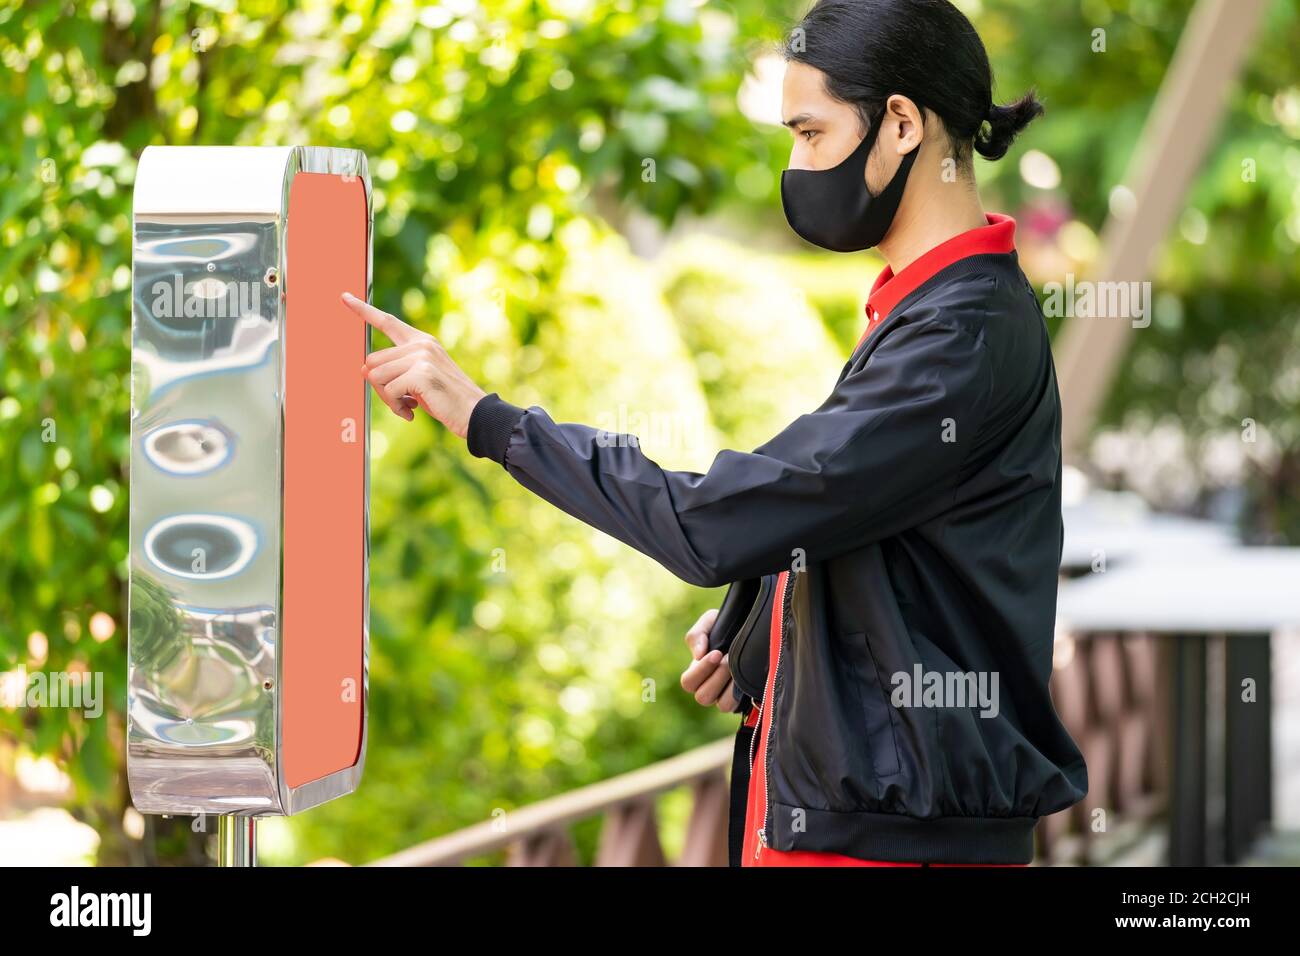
[783,112,815,129]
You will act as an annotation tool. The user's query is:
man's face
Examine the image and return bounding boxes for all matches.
[781,60,869,175]
[782,61,924,197]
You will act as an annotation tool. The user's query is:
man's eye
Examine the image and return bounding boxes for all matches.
[802,129,818,141]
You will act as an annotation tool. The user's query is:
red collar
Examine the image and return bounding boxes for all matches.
[859,213,1017,347]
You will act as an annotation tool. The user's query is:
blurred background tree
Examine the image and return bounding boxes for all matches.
[0,0,1296,864]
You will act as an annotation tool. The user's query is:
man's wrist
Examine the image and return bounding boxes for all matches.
[466,392,527,464]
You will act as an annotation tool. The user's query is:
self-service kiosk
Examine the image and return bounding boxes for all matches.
[128,146,373,864]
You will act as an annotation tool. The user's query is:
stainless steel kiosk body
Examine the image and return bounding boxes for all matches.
[128,146,373,849]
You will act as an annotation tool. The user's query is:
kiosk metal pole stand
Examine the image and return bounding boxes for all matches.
[218,816,257,867]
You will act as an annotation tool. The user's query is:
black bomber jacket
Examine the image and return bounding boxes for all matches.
[467,216,1088,864]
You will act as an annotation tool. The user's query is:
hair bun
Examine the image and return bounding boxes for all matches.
[975,90,1045,161]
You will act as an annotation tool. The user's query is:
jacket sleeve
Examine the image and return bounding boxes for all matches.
[467,317,991,588]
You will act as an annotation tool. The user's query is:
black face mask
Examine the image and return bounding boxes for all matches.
[780,108,918,253]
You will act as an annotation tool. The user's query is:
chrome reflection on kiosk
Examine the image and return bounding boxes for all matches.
[128,146,372,820]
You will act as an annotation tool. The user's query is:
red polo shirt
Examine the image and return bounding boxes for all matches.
[741,213,1026,868]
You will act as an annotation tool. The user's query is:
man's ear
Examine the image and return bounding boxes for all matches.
[885,94,926,154]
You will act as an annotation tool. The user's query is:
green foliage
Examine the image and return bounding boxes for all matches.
[657,234,847,449]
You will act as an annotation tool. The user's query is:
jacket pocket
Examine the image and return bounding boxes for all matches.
[844,631,902,779]
[726,575,773,701]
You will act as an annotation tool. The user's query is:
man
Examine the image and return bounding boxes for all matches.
[346,0,1088,867]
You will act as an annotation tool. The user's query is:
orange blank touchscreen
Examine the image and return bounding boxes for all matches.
[283,172,367,789]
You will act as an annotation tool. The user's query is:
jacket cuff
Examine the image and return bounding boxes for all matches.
[467,392,527,464]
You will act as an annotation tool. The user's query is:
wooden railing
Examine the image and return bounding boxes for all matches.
[1040,631,1169,864]
[367,738,733,867]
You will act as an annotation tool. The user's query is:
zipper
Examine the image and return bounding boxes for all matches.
[755,568,793,856]
[742,575,776,773]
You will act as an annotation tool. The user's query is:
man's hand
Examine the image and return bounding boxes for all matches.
[680,608,739,713]
[341,291,487,438]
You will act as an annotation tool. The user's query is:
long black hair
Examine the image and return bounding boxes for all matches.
[785,0,1042,162]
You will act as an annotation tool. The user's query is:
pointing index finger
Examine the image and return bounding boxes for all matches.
[341,291,413,344]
